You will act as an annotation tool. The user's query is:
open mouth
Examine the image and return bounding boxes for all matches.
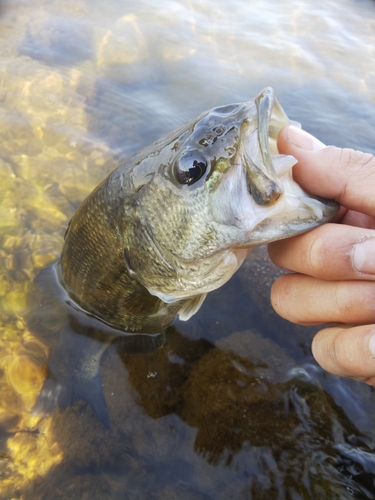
[240,87,338,220]
[240,87,290,206]
[217,87,339,240]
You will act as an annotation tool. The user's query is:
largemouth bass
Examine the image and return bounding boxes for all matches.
[31,88,338,426]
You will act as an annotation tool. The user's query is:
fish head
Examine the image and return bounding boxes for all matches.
[120,87,338,313]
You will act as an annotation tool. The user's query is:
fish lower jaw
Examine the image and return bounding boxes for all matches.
[220,185,338,249]
[238,195,338,246]
[236,161,338,232]
[272,195,326,223]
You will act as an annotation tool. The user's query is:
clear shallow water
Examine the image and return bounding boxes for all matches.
[0,0,375,498]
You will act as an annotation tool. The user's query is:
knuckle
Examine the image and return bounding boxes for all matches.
[331,329,355,374]
[332,282,375,322]
[331,327,374,379]
[338,148,375,195]
[312,329,338,372]
[337,147,375,171]
[270,276,294,318]
[271,274,313,324]
[270,278,285,312]
[306,230,325,275]
[356,284,375,319]
[336,282,375,323]
[316,327,360,377]
[337,149,372,205]
[333,282,352,318]
[324,147,375,208]
[305,225,340,278]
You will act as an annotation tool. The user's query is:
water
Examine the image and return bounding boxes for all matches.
[0,0,375,498]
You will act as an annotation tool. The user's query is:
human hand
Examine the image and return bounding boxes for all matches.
[268,125,375,385]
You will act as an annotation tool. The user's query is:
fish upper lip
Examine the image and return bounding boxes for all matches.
[241,87,287,207]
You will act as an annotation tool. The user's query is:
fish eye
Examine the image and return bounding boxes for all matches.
[173,150,208,186]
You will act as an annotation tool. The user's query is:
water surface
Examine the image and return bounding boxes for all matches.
[0,0,375,498]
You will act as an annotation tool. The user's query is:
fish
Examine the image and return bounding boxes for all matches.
[30,87,338,426]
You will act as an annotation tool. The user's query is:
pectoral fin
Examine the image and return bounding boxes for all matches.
[178,294,207,321]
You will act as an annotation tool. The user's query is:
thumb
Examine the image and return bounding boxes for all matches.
[277,126,375,217]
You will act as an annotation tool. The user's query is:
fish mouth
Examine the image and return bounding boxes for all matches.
[241,87,286,206]
[212,87,339,245]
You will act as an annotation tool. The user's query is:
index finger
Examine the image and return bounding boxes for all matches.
[277,126,375,217]
[268,223,375,281]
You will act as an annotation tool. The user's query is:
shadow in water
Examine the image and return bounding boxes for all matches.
[5,262,373,499]
[19,15,94,66]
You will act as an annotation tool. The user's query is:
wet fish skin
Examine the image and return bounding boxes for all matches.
[59,87,338,329]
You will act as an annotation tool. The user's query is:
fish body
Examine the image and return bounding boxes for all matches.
[32,88,338,425]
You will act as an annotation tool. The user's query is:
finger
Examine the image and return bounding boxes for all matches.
[271,274,375,325]
[340,210,375,230]
[277,126,375,217]
[268,223,375,281]
[312,325,375,385]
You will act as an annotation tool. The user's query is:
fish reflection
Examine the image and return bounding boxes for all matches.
[117,328,375,497]
[27,266,167,428]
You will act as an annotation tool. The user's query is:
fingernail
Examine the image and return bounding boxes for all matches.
[352,238,375,275]
[368,333,375,357]
[285,125,326,151]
